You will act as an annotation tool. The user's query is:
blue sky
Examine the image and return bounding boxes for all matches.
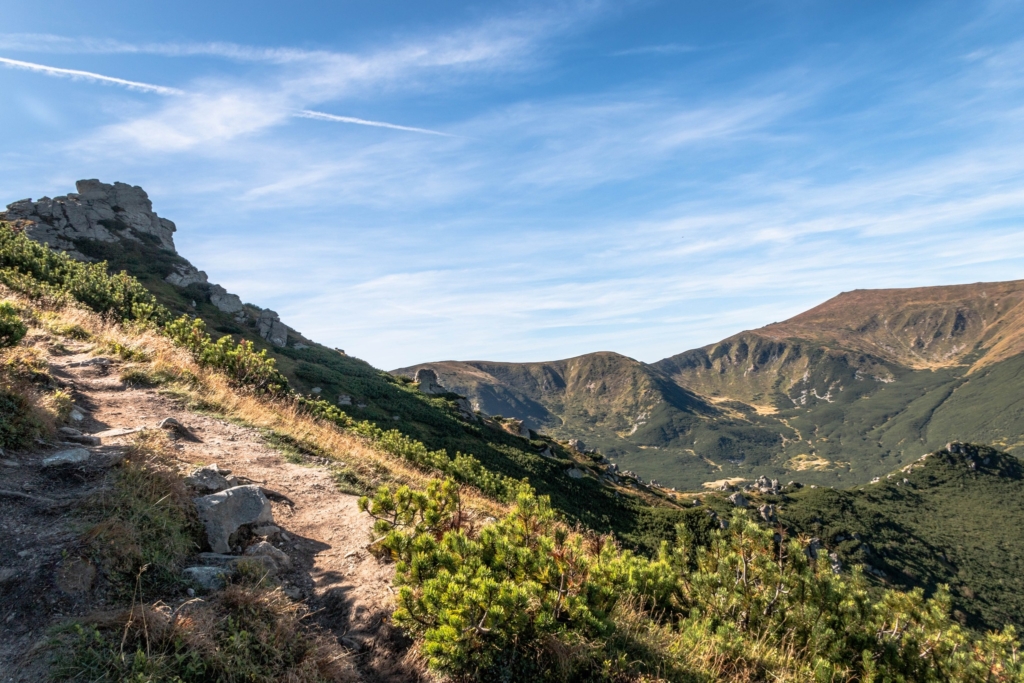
[2,1,1024,369]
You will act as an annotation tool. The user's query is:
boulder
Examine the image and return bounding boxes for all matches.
[566,468,585,479]
[183,566,227,591]
[165,264,209,288]
[758,503,776,523]
[1,180,176,255]
[209,285,244,314]
[728,492,748,508]
[828,552,843,574]
[245,541,291,571]
[41,448,90,468]
[194,485,274,554]
[568,439,586,453]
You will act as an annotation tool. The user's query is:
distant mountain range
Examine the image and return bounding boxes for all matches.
[396,280,1024,490]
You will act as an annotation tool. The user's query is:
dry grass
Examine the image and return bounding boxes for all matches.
[53,583,359,682]
[0,283,507,519]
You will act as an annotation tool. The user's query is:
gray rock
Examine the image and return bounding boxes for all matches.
[245,541,291,570]
[69,409,85,422]
[165,264,209,288]
[184,464,238,494]
[414,368,444,394]
[337,394,353,406]
[568,439,586,453]
[758,503,776,523]
[183,566,227,591]
[41,448,90,468]
[566,468,585,479]
[194,485,274,554]
[209,285,244,314]
[57,427,82,438]
[728,492,749,508]
[256,309,288,346]
[828,552,843,574]
[2,180,176,254]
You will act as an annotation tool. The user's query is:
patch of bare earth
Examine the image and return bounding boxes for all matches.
[0,344,425,682]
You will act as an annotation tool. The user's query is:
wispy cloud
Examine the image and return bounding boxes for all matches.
[0,56,183,94]
[611,43,698,57]
[296,110,454,136]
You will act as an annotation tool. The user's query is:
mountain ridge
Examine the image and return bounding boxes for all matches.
[404,279,1024,490]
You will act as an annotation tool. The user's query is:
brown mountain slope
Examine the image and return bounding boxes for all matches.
[654,279,1024,407]
[759,279,1024,369]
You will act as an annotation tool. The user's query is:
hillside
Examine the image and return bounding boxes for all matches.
[780,442,1024,633]
[0,180,695,552]
[2,193,1023,680]
[406,281,1024,490]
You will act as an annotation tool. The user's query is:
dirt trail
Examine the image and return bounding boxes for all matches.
[0,343,414,681]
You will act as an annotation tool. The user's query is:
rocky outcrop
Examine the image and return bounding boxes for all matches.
[256,309,288,346]
[3,179,299,349]
[415,368,445,394]
[1,179,176,258]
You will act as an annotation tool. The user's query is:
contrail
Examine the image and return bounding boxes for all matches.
[0,56,183,95]
[296,109,453,137]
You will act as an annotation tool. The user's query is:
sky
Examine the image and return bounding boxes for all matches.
[1,1,1024,369]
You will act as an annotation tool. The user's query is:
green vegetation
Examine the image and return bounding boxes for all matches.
[0,300,27,347]
[363,476,1023,682]
[781,443,1024,633]
[164,315,288,395]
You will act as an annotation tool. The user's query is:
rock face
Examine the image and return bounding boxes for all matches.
[194,485,274,554]
[1,180,176,258]
[256,309,288,347]
[414,368,445,394]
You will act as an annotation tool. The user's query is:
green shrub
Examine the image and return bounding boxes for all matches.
[0,301,27,348]
[364,479,1024,682]
[0,224,167,325]
[164,316,288,395]
[302,396,519,500]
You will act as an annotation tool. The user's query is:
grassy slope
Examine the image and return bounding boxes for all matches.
[73,234,690,552]
[778,443,1024,632]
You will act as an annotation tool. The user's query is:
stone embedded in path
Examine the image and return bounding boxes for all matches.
[194,485,274,554]
[41,448,90,468]
[184,464,238,494]
[245,541,291,571]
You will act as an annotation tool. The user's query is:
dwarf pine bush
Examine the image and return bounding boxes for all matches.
[363,478,1024,682]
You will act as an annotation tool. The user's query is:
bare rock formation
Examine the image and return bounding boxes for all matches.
[2,179,176,258]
